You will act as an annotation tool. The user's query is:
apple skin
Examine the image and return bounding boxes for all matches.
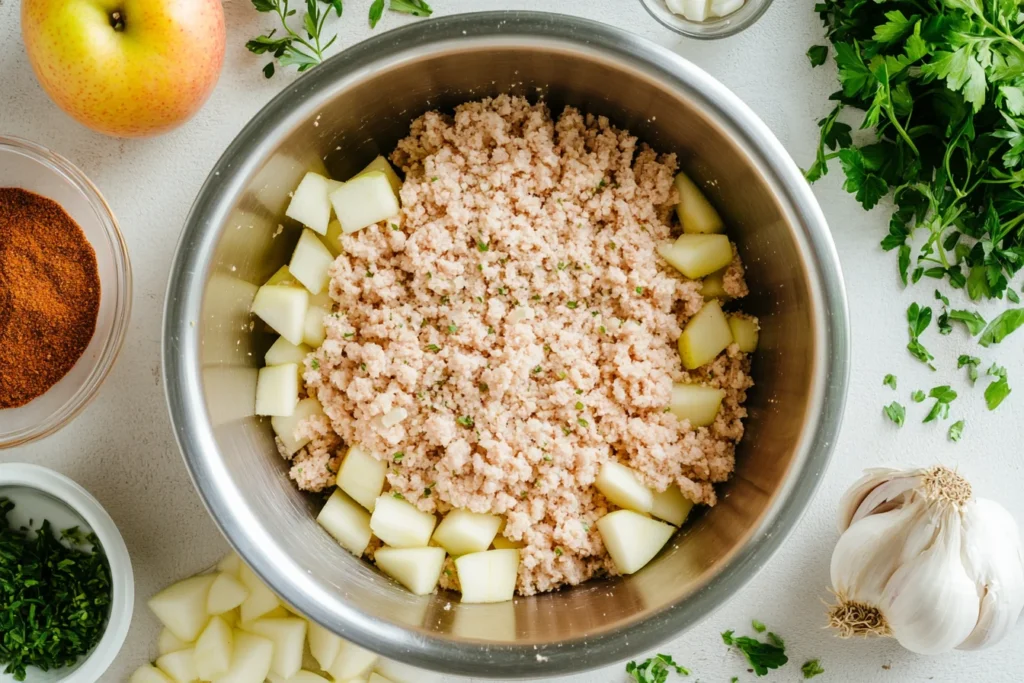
[22,0,226,138]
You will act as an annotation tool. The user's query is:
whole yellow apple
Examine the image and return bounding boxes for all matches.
[22,0,226,138]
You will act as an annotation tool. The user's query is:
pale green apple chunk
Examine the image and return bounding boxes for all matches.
[728,315,760,353]
[194,616,233,681]
[207,572,248,615]
[668,383,725,428]
[594,461,653,513]
[129,665,172,683]
[239,564,282,623]
[326,640,378,681]
[155,648,197,683]
[286,172,334,235]
[356,155,404,195]
[303,291,331,348]
[432,509,503,556]
[369,495,437,548]
[245,617,307,680]
[265,336,311,367]
[337,445,387,511]
[317,489,372,556]
[216,630,273,683]
[701,267,729,300]
[657,234,733,280]
[650,486,695,526]
[255,364,299,417]
[272,397,325,456]
[290,228,335,295]
[455,549,520,603]
[147,573,216,642]
[318,219,344,257]
[597,510,675,574]
[306,621,342,671]
[265,265,299,287]
[678,299,733,369]
[251,284,309,345]
[674,171,724,234]
[375,546,447,595]
[329,171,401,234]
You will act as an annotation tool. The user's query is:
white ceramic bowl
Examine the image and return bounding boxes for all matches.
[0,463,133,683]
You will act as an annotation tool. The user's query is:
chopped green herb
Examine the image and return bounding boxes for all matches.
[554,547,563,556]
[310,358,320,370]
[392,452,404,463]
[477,240,490,252]
[575,389,583,395]
[343,332,354,339]
[557,261,567,271]
[487,326,495,335]
[985,365,1011,410]
[566,301,578,309]
[806,44,828,67]
[390,222,400,231]
[390,0,433,17]
[883,401,905,427]
[599,325,607,334]
[883,374,897,390]
[948,420,965,442]
[625,653,689,683]
[447,324,457,334]
[424,487,432,496]
[497,287,507,296]
[721,627,788,677]
[440,295,449,305]
[575,401,584,410]
[934,290,950,306]
[577,418,589,427]
[430,176,438,182]
[456,415,475,428]
[425,344,441,353]
[532,295,541,301]
[359,362,367,372]
[478,382,489,392]
[1010,288,1021,304]
[911,389,926,403]
[958,355,981,382]
[924,386,957,423]
[948,310,987,336]
[532,366,543,375]
[802,659,825,679]
[979,309,1024,347]
[751,619,766,633]
[906,304,935,369]
[635,286,644,295]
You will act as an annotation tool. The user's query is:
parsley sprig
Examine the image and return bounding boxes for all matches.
[247,0,342,78]
[722,627,788,677]
[625,653,689,682]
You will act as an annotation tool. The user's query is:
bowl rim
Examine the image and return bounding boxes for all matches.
[638,0,775,39]
[162,10,849,678]
[0,463,135,683]
[0,136,133,449]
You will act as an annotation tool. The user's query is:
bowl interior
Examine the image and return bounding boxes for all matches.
[0,140,131,448]
[167,14,840,677]
[638,0,774,39]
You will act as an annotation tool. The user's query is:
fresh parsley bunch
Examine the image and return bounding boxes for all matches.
[807,0,1024,299]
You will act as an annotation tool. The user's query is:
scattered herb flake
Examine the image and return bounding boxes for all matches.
[883,401,905,426]
[807,44,828,67]
[948,420,965,442]
[948,310,987,336]
[883,374,897,390]
[425,344,441,353]
[979,309,1024,347]
[392,452,404,463]
[751,619,767,633]
[911,389,926,403]
[566,301,578,309]
[456,415,475,428]
[802,659,825,679]
[958,355,981,382]
[924,385,957,423]
[721,627,788,677]
[625,653,689,683]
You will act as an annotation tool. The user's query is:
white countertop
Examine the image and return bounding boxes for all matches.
[2,1,1022,681]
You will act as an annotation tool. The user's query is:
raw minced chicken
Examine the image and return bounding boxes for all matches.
[284,95,753,596]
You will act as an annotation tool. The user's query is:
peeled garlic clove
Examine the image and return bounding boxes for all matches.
[837,467,909,532]
[881,510,980,655]
[957,498,1024,650]
[830,502,921,606]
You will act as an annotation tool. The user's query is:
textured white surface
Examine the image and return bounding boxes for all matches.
[1,1,1023,681]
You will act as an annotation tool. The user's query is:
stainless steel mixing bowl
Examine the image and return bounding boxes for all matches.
[163,11,849,678]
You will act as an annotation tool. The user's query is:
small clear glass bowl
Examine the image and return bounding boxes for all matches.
[639,0,774,39]
[0,137,132,448]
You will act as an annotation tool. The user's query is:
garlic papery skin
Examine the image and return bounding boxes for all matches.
[828,465,1024,654]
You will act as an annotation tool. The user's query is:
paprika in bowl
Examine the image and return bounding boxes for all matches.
[0,137,132,448]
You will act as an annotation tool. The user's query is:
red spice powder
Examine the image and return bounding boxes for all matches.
[0,188,100,409]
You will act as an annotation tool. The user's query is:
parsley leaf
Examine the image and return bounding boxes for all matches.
[722,627,788,677]
[369,0,385,27]
[883,374,898,390]
[807,45,828,67]
[979,309,1024,347]
[911,389,926,402]
[948,309,987,335]
[802,659,825,679]
[958,355,981,382]
[948,420,965,442]
[924,385,957,423]
[906,303,935,369]
[985,365,1011,410]
[625,653,688,682]
[390,0,433,16]
[883,401,906,426]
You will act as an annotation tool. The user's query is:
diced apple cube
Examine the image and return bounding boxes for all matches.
[668,383,726,428]
[595,461,654,513]
[130,665,173,683]
[318,219,344,257]
[251,285,309,345]
[491,535,524,550]
[286,172,334,235]
[369,495,438,548]
[289,228,335,295]
[657,234,733,280]
[265,336,311,367]
[432,509,503,556]
[207,572,249,615]
[597,510,675,574]
[268,672,331,683]
[356,155,404,194]
[317,489,373,556]
[216,630,274,683]
[157,627,187,656]
[302,291,332,347]
[271,397,326,456]
[455,549,520,604]
[239,564,281,623]
[265,265,299,288]
[728,315,759,353]
[329,171,400,234]
[337,445,387,511]
[148,574,215,642]
[244,617,307,680]
[155,648,197,683]
[194,615,233,680]
[326,639,378,680]
[217,551,243,577]
[678,299,733,369]
[307,620,343,671]
[374,546,447,595]
[701,267,729,300]
[650,486,696,526]
[255,364,299,417]
[674,171,724,234]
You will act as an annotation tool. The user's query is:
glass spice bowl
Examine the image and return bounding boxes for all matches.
[638,0,775,39]
[0,137,132,448]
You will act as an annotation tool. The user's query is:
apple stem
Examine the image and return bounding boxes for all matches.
[109,11,125,31]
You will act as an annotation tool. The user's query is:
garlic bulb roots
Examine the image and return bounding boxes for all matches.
[828,465,1024,654]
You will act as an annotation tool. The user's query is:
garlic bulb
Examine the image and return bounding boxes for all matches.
[828,466,1024,654]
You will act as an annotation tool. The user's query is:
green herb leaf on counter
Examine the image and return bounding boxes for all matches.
[958,355,981,382]
[948,310,987,336]
[625,653,689,682]
[948,420,965,442]
[369,0,385,27]
[911,389,926,402]
[906,304,935,369]
[807,45,829,67]
[883,401,905,426]
[751,619,767,633]
[802,659,825,679]
[883,374,897,390]
[985,364,1011,410]
[979,309,1024,347]
[924,385,957,423]
[390,0,433,17]
[1009,288,1021,304]
[722,627,788,677]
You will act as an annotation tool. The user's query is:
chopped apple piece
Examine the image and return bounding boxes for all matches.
[251,284,309,345]
[239,564,281,623]
[595,461,654,513]
[148,573,215,642]
[318,219,344,257]
[265,265,299,288]
[728,315,759,353]
[155,648,197,683]
[268,672,331,683]
[369,495,438,548]
[217,551,243,577]
[290,228,335,295]
[701,267,729,300]
[245,617,307,680]
[597,510,675,574]
[271,397,326,456]
[326,639,378,681]
[374,546,446,595]
[194,615,233,680]
[491,535,524,550]
[157,627,187,656]
[216,630,274,683]
[307,620,343,671]
[432,509,502,556]
[329,171,400,234]
[455,549,520,604]
[668,383,726,428]
[337,445,387,511]
[302,291,331,347]
[657,234,733,280]
[286,172,334,235]
[265,336,311,367]
[207,572,249,615]
[678,299,733,369]
[674,171,724,234]
[650,486,696,526]
[255,363,299,417]
[130,665,173,683]
[356,155,403,194]
[317,489,373,556]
